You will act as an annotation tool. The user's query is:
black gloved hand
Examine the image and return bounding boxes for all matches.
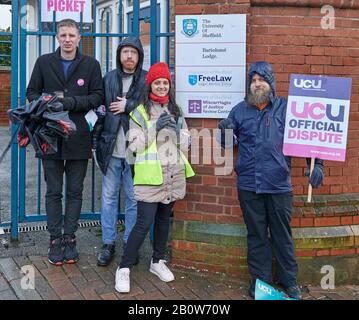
[305,163,324,188]
[156,113,172,132]
[218,118,235,131]
[61,97,75,111]
[164,117,180,133]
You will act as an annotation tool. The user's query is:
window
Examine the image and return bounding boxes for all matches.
[0,30,11,67]
[100,7,113,75]
[0,4,11,68]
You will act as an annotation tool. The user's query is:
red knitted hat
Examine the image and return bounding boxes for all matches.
[146,62,172,86]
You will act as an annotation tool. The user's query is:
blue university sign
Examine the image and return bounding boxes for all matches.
[182,19,198,37]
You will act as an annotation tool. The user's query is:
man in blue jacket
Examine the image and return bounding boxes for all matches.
[218,61,324,299]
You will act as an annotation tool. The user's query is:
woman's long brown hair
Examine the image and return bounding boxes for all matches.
[142,85,182,120]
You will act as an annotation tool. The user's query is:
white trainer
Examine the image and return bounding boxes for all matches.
[115,267,130,293]
[150,259,175,282]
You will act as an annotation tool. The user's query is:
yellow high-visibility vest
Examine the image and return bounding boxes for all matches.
[130,104,195,185]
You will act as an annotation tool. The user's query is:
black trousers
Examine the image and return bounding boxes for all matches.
[120,201,174,268]
[42,159,88,240]
[238,189,298,287]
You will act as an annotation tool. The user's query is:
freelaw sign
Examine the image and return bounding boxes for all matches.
[188,75,198,86]
[283,74,352,162]
[41,0,92,23]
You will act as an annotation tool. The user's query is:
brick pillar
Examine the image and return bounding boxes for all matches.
[0,69,11,125]
[171,0,359,284]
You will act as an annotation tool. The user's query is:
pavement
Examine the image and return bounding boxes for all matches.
[1,126,359,301]
[0,224,358,301]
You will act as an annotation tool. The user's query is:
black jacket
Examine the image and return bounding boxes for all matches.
[93,37,147,174]
[26,48,104,160]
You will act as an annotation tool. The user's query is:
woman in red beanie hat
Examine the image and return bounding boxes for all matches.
[115,62,195,293]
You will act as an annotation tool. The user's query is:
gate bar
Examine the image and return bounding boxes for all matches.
[132,0,140,37]
[10,0,19,241]
[19,0,28,224]
[150,0,157,65]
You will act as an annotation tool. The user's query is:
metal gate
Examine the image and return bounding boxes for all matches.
[2,0,174,240]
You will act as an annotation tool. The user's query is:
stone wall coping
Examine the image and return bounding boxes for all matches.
[176,220,359,242]
[295,193,359,208]
[0,66,11,72]
[250,0,359,9]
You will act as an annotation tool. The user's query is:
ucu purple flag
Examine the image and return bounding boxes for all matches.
[283,74,352,161]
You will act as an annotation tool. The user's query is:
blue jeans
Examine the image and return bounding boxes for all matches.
[101,157,137,244]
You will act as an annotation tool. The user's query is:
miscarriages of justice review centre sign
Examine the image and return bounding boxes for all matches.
[175,14,246,118]
[41,0,92,23]
[283,74,352,162]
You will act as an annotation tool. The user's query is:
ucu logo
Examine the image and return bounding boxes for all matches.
[294,79,322,89]
[258,282,273,295]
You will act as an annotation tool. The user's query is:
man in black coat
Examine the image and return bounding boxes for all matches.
[92,37,147,266]
[26,19,103,266]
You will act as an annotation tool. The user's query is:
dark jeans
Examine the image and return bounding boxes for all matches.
[238,189,298,287]
[120,201,174,268]
[43,159,88,240]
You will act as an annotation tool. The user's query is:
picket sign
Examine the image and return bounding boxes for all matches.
[283,74,352,203]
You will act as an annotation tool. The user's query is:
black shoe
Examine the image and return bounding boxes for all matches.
[123,242,140,266]
[285,285,302,299]
[63,235,79,264]
[97,243,115,266]
[48,238,64,266]
[248,281,255,299]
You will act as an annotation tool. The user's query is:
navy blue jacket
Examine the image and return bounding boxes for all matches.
[92,37,147,174]
[228,96,292,193]
[221,62,323,193]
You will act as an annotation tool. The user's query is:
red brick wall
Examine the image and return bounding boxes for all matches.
[172,0,359,274]
[0,70,11,126]
[174,0,251,226]
[174,0,359,200]
[249,4,359,197]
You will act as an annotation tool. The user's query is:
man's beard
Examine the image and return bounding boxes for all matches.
[247,88,271,106]
[122,61,137,73]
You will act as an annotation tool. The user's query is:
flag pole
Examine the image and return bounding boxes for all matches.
[307,158,315,203]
